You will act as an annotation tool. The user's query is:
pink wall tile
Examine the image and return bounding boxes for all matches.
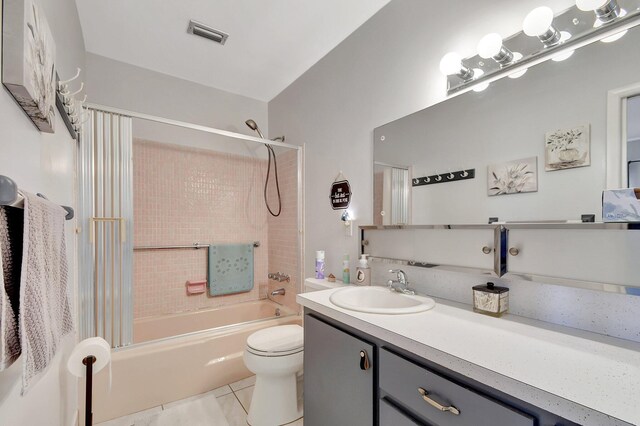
[132,140,281,319]
[266,150,300,312]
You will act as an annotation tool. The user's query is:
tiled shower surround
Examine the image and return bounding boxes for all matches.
[266,149,299,310]
[133,140,298,319]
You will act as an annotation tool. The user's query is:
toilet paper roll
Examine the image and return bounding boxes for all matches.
[67,337,112,390]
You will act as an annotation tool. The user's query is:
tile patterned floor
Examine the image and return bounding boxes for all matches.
[97,376,303,426]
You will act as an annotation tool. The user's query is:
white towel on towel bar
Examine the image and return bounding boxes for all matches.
[0,206,22,371]
[19,192,74,393]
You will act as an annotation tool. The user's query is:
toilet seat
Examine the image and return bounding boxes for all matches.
[246,324,303,357]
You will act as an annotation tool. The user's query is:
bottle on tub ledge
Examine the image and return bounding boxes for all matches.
[356,254,371,286]
[315,250,325,279]
[342,253,350,284]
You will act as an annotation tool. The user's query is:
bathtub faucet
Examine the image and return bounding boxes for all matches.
[271,288,286,296]
[268,272,290,283]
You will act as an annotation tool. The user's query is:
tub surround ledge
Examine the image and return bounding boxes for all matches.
[297,288,640,426]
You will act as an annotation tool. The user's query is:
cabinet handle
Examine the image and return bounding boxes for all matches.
[482,246,492,254]
[508,247,520,256]
[359,350,370,371]
[417,387,460,416]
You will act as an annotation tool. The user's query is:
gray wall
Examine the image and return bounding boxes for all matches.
[268,0,575,287]
[268,0,640,341]
[86,53,268,137]
[0,0,85,423]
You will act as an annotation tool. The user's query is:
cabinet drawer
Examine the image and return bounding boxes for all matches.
[380,398,424,426]
[379,348,534,426]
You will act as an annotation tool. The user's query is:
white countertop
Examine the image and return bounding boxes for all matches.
[297,287,640,426]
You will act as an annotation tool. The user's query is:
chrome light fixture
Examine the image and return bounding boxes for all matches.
[577,0,623,23]
[477,33,514,66]
[477,33,527,78]
[523,6,574,61]
[577,0,628,42]
[439,52,474,81]
[442,0,640,95]
[523,6,564,47]
[439,52,489,92]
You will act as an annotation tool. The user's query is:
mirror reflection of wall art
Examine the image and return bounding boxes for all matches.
[2,0,57,133]
[488,157,538,196]
[544,125,590,171]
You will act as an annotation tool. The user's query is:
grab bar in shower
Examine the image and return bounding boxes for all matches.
[133,241,260,251]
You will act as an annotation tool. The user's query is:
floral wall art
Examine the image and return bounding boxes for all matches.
[2,0,57,132]
[545,124,590,171]
[488,157,538,196]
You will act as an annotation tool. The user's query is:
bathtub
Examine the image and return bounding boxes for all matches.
[133,300,293,343]
[87,300,300,423]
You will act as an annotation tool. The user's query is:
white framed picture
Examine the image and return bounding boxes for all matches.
[545,124,591,171]
[488,157,538,196]
[2,0,56,132]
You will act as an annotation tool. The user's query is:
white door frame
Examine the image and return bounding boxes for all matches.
[606,82,640,188]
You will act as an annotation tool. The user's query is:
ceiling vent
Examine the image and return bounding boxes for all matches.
[187,20,229,45]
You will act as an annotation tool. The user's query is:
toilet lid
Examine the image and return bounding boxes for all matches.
[247,325,303,354]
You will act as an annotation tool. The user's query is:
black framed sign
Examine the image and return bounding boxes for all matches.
[330,180,351,210]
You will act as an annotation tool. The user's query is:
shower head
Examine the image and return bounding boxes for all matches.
[245,119,265,139]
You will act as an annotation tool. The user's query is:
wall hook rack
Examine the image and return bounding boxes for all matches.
[0,175,74,220]
[412,169,475,187]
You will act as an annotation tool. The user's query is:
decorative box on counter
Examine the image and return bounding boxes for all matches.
[472,282,509,317]
[602,188,640,222]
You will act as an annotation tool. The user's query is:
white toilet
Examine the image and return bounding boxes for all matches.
[243,324,304,426]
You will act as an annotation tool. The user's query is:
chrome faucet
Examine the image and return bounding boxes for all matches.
[387,269,415,295]
[271,288,286,296]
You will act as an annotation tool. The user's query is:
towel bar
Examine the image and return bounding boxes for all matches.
[133,241,260,251]
[0,175,74,220]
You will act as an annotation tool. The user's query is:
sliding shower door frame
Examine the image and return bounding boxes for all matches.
[82,103,306,347]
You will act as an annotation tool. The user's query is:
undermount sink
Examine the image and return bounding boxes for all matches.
[329,286,436,314]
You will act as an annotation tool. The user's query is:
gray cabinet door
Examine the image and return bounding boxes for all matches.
[304,314,375,426]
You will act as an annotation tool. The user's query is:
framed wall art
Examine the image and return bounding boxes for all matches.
[2,0,57,132]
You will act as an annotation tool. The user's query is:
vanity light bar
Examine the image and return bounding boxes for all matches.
[187,20,229,45]
[442,0,640,95]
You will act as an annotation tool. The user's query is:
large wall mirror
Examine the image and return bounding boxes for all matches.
[373,20,640,225]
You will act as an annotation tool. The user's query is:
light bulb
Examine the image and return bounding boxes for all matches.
[477,33,503,59]
[601,29,627,42]
[576,0,608,11]
[560,31,572,42]
[439,52,463,76]
[552,49,574,61]
[473,82,490,92]
[471,69,489,92]
[508,69,528,79]
[523,7,554,36]
[508,53,527,78]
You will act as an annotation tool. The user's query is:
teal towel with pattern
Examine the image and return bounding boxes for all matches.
[208,244,254,296]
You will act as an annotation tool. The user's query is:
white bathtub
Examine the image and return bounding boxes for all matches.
[87,300,300,423]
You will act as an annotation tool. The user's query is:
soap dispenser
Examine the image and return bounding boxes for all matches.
[355,254,371,286]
